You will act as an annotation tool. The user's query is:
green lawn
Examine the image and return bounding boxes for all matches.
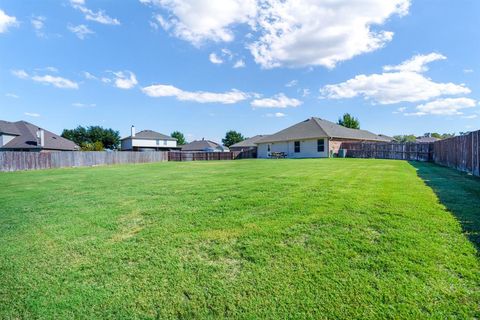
[0,159,479,319]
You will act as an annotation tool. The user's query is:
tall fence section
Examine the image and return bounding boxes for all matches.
[0,151,168,172]
[433,130,480,177]
[341,129,480,177]
[340,142,433,162]
[0,150,257,172]
[168,152,237,162]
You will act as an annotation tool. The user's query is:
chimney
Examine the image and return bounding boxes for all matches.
[131,125,136,137]
[36,129,45,147]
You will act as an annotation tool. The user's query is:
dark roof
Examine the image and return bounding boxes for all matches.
[121,130,176,141]
[378,134,395,142]
[0,120,21,136]
[230,135,269,148]
[181,139,224,151]
[256,117,391,143]
[416,136,440,143]
[0,120,78,151]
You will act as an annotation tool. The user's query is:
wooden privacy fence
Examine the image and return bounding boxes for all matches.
[0,150,258,171]
[433,130,480,177]
[0,151,168,172]
[340,129,480,177]
[168,151,239,161]
[341,142,434,162]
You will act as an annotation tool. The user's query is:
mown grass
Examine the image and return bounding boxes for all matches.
[0,159,478,319]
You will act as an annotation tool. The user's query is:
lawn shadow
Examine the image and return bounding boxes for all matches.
[410,161,480,252]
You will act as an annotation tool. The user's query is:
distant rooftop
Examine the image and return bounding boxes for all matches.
[181,139,224,151]
[257,117,391,143]
[230,135,270,148]
[416,136,440,143]
[0,120,78,151]
[122,130,176,141]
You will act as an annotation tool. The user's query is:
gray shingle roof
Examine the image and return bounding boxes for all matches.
[416,136,440,143]
[0,120,21,136]
[256,117,391,143]
[230,135,269,148]
[121,130,176,141]
[181,139,223,151]
[0,120,78,151]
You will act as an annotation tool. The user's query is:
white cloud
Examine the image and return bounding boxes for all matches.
[301,88,310,97]
[321,72,470,104]
[83,71,97,80]
[73,102,96,108]
[406,98,477,116]
[44,66,58,73]
[462,114,478,119]
[11,69,29,79]
[68,24,94,39]
[209,53,223,64]
[12,69,78,89]
[112,71,138,89]
[70,2,120,25]
[320,53,470,104]
[24,112,40,117]
[31,16,46,37]
[266,112,286,118]
[5,93,19,98]
[233,59,245,68]
[251,93,302,108]
[0,9,17,33]
[209,48,244,67]
[142,84,249,104]
[464,69,474,74]
[221,48,233,59]
[146,0,257,45]
[251,0,409,69]
[285,80,298,87]
[144,0,410,69]
[31,75,79,89]
[383,53,446,73]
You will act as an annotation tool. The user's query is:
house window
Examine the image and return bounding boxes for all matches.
[163,140,167,146]
[294,141,300,153]
[156,140,160,146]
[317,139,325,152]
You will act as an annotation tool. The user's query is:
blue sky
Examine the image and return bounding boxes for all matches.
[0,0,479,142]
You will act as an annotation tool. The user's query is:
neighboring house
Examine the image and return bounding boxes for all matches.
[416,136,440,143]
[181,139,229,152]
[229,135,269,153]
[121,126,178,151]
[256,117,391,158]
[0,120,78,152]
[378,134,395,142]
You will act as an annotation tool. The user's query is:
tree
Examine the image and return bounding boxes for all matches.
[430,132,455,139]
[80,141,104,151]
[337,113,360,129]
[61,126,88,146]
[393,135,417,143]
[222,130,245,147]
[61,126,121,150]
[171,131,186,145]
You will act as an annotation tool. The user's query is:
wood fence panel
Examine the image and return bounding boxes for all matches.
[168,151,241,162]
[433,130,480,177]
[0,151,168,172]
[340,142,433,162]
